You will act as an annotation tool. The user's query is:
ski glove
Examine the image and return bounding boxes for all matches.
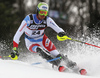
[57,32,71,41]
[11,47,19,60]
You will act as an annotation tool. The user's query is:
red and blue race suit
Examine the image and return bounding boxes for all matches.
[13,14,64,56]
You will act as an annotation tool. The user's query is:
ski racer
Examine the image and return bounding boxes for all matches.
[11,2,87,75]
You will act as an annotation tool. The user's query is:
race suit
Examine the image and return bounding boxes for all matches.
[13,14,64,57]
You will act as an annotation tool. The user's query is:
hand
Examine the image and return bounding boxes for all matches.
[57,32,66,37]
[11,47,19,60]
[57,32,71,41]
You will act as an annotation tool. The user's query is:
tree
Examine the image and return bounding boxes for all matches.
[0,0,20,40]
[88,0,100,30]
[16,0,25,21]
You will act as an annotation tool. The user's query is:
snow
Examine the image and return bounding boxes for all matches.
[1,36,100,78]
[0,53,100,78]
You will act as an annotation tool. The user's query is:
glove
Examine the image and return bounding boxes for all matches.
[11,47,19,60]
[57,32,71,41]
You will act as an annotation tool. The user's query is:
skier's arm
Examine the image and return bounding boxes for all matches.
[47,17,71,41]
[13,15,30,48]
[11,16,28,60]
[13,20,27,48]
[47,17,64,33]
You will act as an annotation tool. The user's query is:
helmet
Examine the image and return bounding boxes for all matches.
[37,2,49,13]
[37,2,49,16]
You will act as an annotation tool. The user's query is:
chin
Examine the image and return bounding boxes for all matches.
[40,17,45,20]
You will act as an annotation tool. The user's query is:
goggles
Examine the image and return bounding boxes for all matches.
[39,10,48,16]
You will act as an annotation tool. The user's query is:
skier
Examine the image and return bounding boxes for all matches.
[11,2,86,75]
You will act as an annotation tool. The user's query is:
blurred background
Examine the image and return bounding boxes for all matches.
[0,0,100,58]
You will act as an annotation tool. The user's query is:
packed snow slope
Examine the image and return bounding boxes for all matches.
[0,53,100,78]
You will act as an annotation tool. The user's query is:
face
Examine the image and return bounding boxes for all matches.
[38,13,46,20]
[37,10,48,20]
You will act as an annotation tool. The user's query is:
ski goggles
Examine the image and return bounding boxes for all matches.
[39,10,48,16]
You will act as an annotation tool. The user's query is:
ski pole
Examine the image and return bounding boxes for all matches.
[31,57,61,65]
[68,38,100,48]
[0,55,11,58]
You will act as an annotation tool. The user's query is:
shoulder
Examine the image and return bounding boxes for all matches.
[24,14,34,21]
[46,16,55,23]
[23,15,29,22]
[46,16,53,20]
[23,14,35,26]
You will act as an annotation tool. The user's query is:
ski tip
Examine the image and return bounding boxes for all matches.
[79,69,87,75]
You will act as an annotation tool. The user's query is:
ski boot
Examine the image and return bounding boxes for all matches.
[57,54,87,75]
[56,54,76,72]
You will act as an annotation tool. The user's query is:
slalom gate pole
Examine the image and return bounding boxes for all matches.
[68,38,100,48]
[31,57,61,65]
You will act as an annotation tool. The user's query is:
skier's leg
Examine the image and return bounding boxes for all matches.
[36,46,62,66]
[40,34,62,66]
[41,34,77,72]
